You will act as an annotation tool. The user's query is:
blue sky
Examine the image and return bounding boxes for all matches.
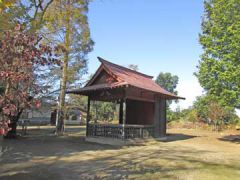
[87,0,205,110]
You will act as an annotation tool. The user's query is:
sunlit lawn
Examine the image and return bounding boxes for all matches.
[0,126,239,180]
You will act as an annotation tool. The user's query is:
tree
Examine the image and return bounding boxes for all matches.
[195,0,240,108]
[68,94,117,123]
[0,0,55,35]
[0,0,28,36]
[127,64,139,71]
[185,109,199,127]
[167,107,182,122]
[193,94,239,125]
[155,72,179,106]
[193,94,217,120]
[43,0,94,134]
[91,102,117,123]
[0,0,60,103]
[207,101,225,131]
[0,25,58,138]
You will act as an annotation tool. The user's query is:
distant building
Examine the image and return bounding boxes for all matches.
[65,108,83,125]
[20,102,53,125]
[20,99,85,126]
[50,107,84,126]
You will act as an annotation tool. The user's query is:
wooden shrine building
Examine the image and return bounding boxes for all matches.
[68,57,184,141]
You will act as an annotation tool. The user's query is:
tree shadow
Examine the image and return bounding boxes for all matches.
[219,135,240,144]
[159,133,198,142]
[0,126,122,169]
[1,127,240,179]
[1,143,239,180]
[0,128,198,165]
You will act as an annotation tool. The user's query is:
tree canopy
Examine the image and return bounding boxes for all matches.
[0,0,94,135]
[42,0,94,133]
[196,0,240,108]
[0,25,59,137]
[155,72,179,107]
[155,72,179,95]
[127,64,139,71]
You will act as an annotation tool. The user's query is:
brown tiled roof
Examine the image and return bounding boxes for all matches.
[69,57,184,99]
[68,82,127,94]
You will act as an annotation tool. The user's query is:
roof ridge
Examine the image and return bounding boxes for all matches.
[97,57,154,79]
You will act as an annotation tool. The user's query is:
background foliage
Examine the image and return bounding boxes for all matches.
[196,0,240,109]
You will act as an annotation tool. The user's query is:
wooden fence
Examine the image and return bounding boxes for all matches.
[87,123,154,139]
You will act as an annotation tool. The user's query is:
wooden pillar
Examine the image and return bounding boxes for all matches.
[119,100,123,124]
[86,96,91,136]
[122,99,127,139]
[123,99,127,124]
[159,98,167,137]
[154,97,167,137]
[154,97,160,137]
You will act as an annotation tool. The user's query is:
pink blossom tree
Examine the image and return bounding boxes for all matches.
[0,25,59,138]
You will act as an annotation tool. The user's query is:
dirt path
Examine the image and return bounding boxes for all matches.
[0,127,239,180]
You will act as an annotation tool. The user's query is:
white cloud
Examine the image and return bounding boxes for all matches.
[171,78,203,110]
[170,80,240,118]
[236,109,240,117]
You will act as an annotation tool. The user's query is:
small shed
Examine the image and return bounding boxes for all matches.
[69,57,184,141]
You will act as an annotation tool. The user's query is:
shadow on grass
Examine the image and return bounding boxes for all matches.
[219,135,240,144]
[1,142,240,180]
[0,126,121,168]
[1,127,239,180]
[160,133,198,142]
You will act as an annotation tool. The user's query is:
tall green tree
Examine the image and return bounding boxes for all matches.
[43,0,94,134]
[155,72,179,95]
[155,72,179,107]
[196,0,240,108]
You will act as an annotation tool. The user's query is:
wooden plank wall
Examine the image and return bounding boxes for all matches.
[126,99,154,125]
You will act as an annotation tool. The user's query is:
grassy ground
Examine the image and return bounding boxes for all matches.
[0,126,239,180]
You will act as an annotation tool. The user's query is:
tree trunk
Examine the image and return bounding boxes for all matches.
[56,52,69,134]
[4,110,23,139]
[5,122,17,138]
[56,0,71,135]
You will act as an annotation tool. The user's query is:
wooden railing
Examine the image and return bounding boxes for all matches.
[87,123,154,139]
